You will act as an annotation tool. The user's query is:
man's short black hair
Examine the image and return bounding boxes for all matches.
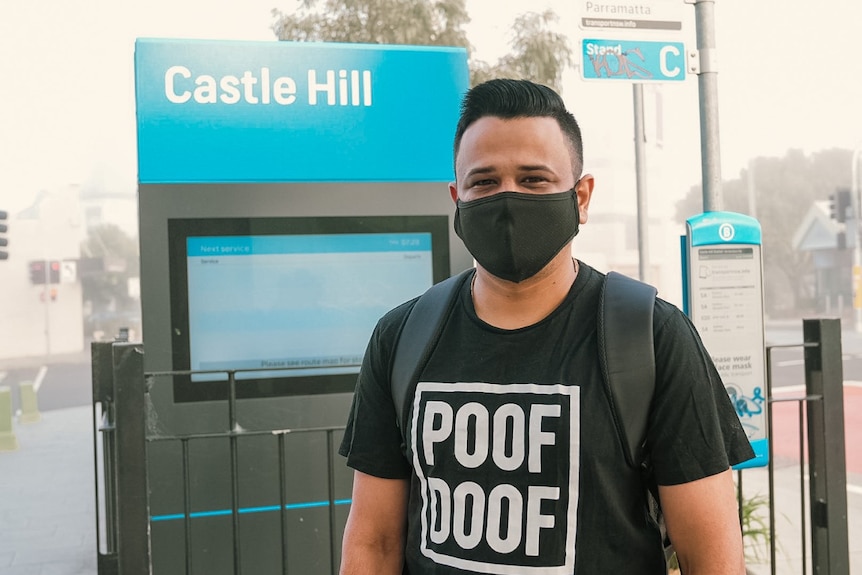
[453,78,584,177]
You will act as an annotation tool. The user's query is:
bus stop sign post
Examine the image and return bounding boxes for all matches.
[684,212,768,468]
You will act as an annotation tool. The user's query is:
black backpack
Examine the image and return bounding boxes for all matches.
[389,268,673,558]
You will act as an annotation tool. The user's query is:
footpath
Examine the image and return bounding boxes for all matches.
[0,321,860,574]
[0,407,97,574]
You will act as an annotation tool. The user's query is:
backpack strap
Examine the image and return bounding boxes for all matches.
[391,269,474,434]
[600,273,674,559]
[598,271,658,468]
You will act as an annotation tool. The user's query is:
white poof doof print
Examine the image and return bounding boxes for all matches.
[411,381,580,574]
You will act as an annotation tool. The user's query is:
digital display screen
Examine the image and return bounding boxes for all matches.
[168,216,450,401]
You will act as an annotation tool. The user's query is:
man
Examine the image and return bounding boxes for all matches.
[338,79,754,574]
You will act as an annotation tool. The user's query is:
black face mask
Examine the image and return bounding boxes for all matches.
[454,188,580,283]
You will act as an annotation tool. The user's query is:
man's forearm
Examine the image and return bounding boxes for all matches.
[339,539,404,575]
[339,471,409,575]
[660,469,747,575]
[676,552,745,575]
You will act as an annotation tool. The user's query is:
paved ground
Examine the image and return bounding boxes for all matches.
[0,407,97,575]
[1,321,860,574]
[742,460,862,574]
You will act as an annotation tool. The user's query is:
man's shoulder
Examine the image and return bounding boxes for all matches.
[653,296,684,322]
[376,296,421,339]
[571,260,606,298]
[652,297,697,337]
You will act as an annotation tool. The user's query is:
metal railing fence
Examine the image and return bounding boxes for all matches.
[92,341,352,575]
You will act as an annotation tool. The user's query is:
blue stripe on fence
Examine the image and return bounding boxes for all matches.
[150,499,352,522]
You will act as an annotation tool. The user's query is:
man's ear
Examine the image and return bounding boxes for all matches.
[449,182,459,204]
[576,174,595,224]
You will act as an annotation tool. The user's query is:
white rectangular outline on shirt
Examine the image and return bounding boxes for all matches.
[410,381,580,575]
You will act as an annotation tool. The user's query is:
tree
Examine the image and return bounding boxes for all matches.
[271,0,572,91]
[470,10,572,91]
[674,148,854,315]
[79,223,140,314]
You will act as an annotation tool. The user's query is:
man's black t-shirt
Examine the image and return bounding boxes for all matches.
[339,262,754,574]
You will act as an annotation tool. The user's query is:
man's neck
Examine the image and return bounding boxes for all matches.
[471,255,578,330]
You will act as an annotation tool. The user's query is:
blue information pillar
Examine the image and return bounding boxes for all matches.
[683,212,768,468]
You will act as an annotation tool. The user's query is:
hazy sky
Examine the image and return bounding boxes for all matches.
[1,0,860,221]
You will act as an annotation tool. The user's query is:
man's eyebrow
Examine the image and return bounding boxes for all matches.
[464,164,554,179]
[464,166,496,179]
[519,164,554,172]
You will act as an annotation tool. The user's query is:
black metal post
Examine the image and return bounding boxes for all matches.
[799,400,808,575]
[91,341,119,575]
[278,433,289,575]
[228,371,243,575]
[113,342,151,574]
[765,344,777,575]
[327,430,338,575]
[182,439,193,575]
[803,319,850,575]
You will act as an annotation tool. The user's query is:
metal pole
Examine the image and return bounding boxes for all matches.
[182,439,193,575]
[43,276,51,357]
[278,433,290,575]
[37,209,51,358]
[851,148,862,332]
[228,372,242,574]
[633,83,649,283]
[803,319,850,575]
[326,430,338,575]
[694,0,723,212]
[91,341,119,571]
[113,342,152,574]
[747,159,757,218]
[765,346,777,575]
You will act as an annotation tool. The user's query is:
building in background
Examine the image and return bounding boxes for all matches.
[0,185,86,359]
[793,200,852,316]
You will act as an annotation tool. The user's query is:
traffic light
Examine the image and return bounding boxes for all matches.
[828,188,851,222]
[29,260,46,284]
[49,260,61,284]
[0,210,7,261]
[28,260,62,284]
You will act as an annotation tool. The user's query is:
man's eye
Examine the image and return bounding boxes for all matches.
[471,179,495,187]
